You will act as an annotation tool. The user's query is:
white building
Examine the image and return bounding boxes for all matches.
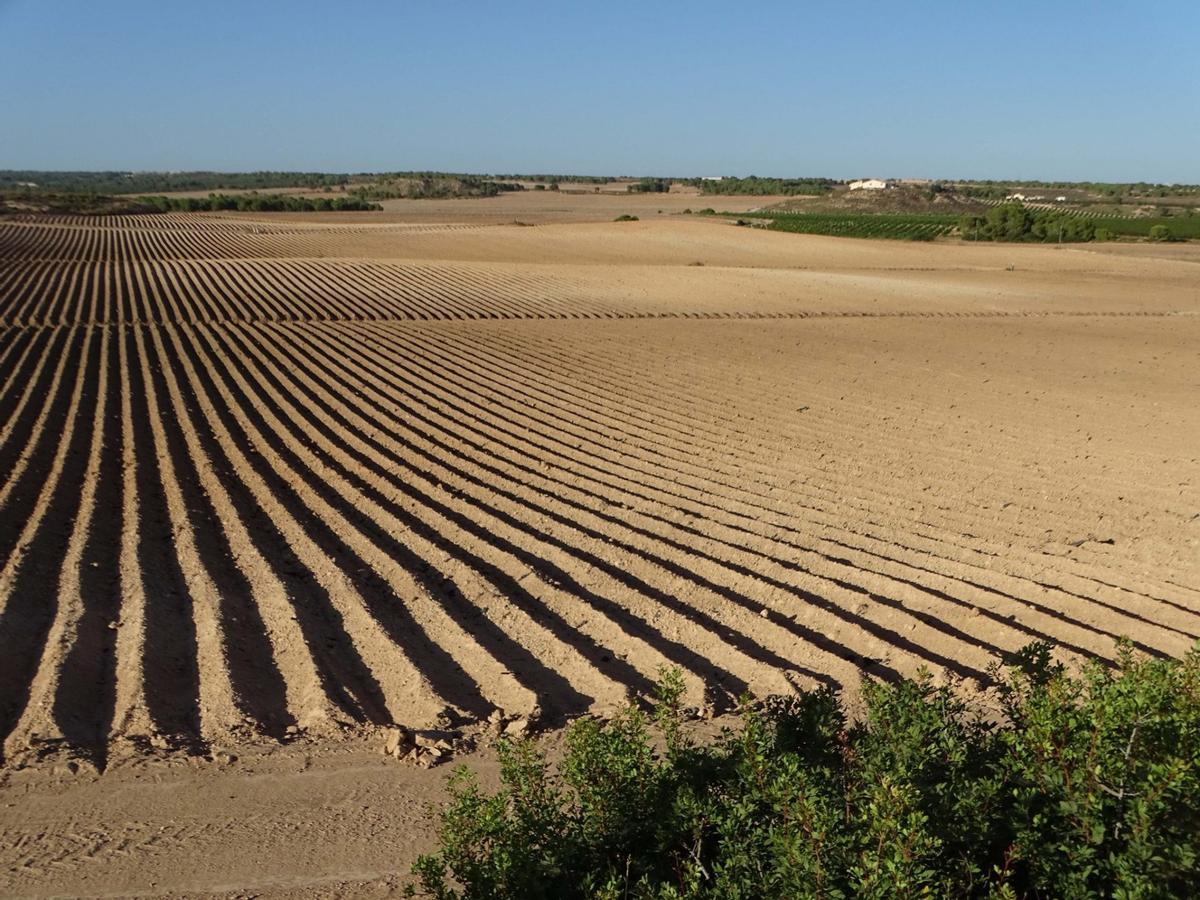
[849,178,890,191]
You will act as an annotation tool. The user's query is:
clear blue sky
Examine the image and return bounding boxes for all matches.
[2,0,1196,182]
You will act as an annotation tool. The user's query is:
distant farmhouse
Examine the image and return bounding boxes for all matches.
[700,176,726,181]
[849,178,890,191]
[1005,192,1066,202]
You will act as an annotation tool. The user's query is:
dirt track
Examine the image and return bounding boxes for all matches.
[1,211,1198,895]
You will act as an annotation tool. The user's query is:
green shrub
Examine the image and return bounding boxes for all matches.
[628,178,670,194]
[614,214,640,222]
[960,208,1198,244]
[409,644,1200,898]
[747,211,956,241]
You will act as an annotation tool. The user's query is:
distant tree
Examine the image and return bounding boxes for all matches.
[628,178,670,194]
[957,206,1099,243]
[986,203,1034,241]
[695,176,831,196]
[958,215,985,241]
[1031,213,1094,243]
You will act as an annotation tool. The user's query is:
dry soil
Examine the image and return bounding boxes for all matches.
[1,207,1197,897]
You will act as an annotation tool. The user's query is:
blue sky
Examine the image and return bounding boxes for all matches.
[1,0,1196,181]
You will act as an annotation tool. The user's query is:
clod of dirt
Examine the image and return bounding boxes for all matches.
[503,717,531,738]
[384,727,463,766]
[412,745,450,769]
[383,726,410,757]
[1068,535,1116,547]
[414,733,454,752]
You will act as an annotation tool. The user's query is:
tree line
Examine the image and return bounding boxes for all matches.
[955,180,1200,203]
[0,170,351,195]
[691,176,833,196]
[959,204,1098,242]
[141,193,382,212]
[349,176,523,200]
[492,174,612,184]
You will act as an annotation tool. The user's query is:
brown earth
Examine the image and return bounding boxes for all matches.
[370,185,773,224]
[764,184,988,216]
[1,209,1197,897]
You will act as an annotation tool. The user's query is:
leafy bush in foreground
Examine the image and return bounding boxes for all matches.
[409,644,1200,899]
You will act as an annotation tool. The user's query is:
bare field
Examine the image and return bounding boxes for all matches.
[1,210,1198,896]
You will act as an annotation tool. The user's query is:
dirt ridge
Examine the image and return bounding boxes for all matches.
[0,214,1196,774]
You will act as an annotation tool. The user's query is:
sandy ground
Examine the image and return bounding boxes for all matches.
[1,209,1197,897]
[371,187,774,223]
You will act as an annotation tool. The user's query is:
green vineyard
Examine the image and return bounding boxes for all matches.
[1090,215,1200,240]
[728,211,958,241]
[729,209,1199,242]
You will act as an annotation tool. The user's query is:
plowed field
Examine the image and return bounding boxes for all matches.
[2,212,1198,773]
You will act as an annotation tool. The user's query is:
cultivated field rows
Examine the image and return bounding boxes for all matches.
[3,213,432,230]
[0,259,621,323]
[0,214,1196,771]
[2,256,1197,326]
[0,217,484,262]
